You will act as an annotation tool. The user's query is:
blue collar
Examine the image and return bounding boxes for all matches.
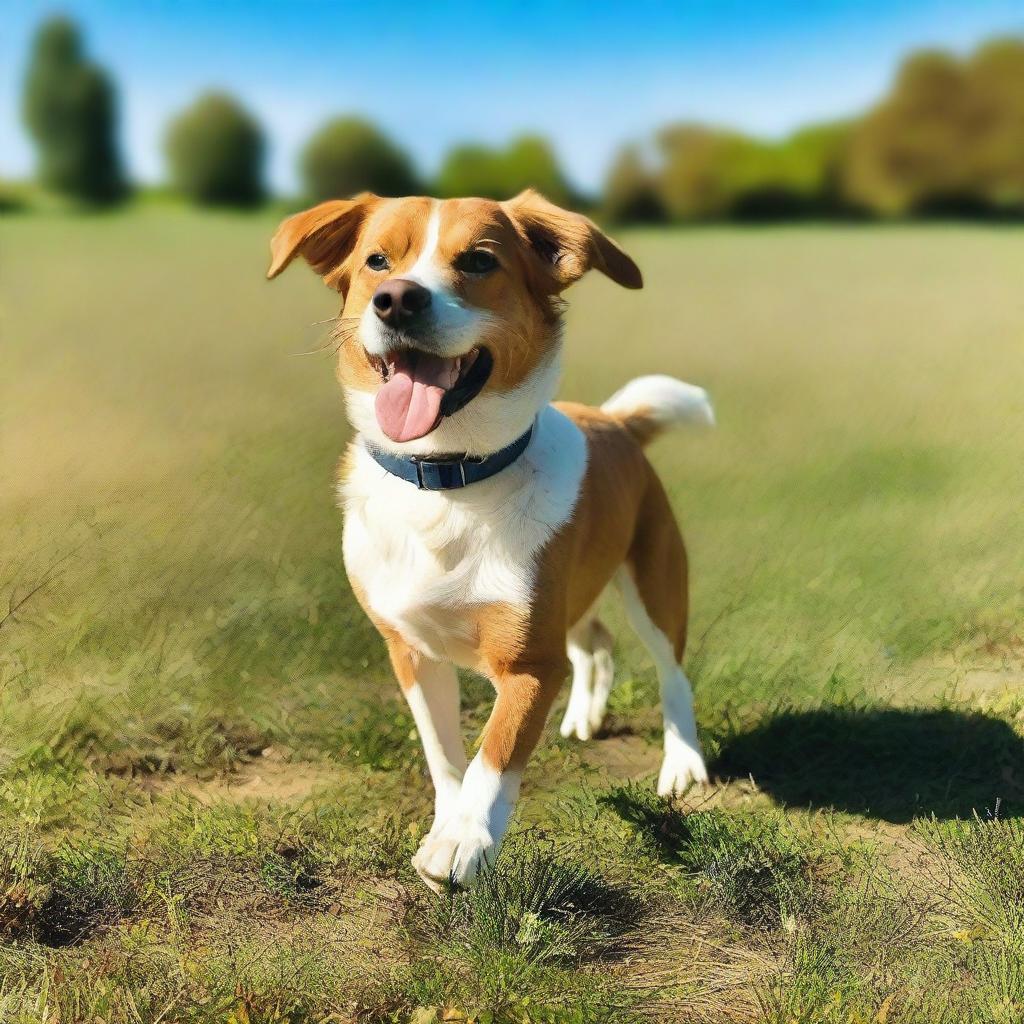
[364,424,534,490]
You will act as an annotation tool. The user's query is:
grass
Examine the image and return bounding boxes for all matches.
[2,207,1024,1020]
[601,786,817,927]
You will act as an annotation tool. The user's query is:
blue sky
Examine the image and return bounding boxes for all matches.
[3,0,1023,194]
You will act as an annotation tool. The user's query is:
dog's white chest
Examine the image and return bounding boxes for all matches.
[340,406,586,665]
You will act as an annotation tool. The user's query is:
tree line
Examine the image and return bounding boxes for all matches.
[18,17,1024,222]
[609,39,1024,222]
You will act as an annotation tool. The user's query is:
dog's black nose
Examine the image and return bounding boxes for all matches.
[372,279,432,327]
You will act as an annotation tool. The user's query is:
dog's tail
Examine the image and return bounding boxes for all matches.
[601,375,715,446]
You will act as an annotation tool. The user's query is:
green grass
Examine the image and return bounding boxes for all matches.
[600,786,818,927]
[2,208,1024,1020]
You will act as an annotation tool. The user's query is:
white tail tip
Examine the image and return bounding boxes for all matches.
[602,374,715,432]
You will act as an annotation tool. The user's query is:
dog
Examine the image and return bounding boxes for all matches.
[268,190,712,891]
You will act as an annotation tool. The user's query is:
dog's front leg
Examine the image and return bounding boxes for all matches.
[413,657,567,891]
[386,639,467,832]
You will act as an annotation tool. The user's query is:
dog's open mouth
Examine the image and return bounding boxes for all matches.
[370,346,493,443]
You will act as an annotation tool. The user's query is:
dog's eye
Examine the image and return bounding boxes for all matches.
[455,249,498,275]
[366,253,390,271]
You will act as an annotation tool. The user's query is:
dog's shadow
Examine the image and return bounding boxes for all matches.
[713,706,1024,822]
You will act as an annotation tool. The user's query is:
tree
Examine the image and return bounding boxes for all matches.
[22,17,125,203]
[841,51,975,215]
[435,135,573,204]
[300,117,418,201]
[656,124,749,219]
[773,122,850,206]
[966,39,1024,212]
[435,144,507,199]
[602,145,665,223]
[730,122,851,220]
[500,136,573,206]
[165,93,265,206]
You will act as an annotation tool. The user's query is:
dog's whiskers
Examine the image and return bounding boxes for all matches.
[290,317,361,357]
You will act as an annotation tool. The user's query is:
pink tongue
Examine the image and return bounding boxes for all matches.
[374,351,460,442]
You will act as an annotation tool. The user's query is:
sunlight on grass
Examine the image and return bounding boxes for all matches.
[2,211,1024,1020]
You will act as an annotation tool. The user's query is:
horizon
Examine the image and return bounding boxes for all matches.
[3,1,1023,196]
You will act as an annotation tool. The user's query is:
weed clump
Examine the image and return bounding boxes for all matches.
[920,812,1024,1018]
[601,785,814,927]
[923,812,1024,942]
[0,832,138,946]
[425,847,636,962]
[397,846,641,1021]
[35,845,139,946]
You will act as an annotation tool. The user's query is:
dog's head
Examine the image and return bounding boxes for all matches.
[268,191,641,455]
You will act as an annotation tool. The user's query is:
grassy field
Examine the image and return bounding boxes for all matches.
[2,208,1024,1022]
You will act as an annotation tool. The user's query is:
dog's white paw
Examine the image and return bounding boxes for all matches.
[657,744,709,796]
[560,660,594,741]
[588,648,614,732]
[559,702,593,741]
[412,816,496,891]
[560,648,614,741]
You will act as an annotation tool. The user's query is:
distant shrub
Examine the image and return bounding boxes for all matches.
[500,135,574,206]
[602,145,666,223]
[165,92,265,206]
[654,122,848,221]
[300,116,419,201]
[22,17,126,203]
[435,143,507,199]
[0,180,31,214]
[655,124,745,220]
[735,121,851,219]
[436,134,573,205]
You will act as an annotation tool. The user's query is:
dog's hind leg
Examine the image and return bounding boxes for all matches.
[587,619,616,734]
[614,475,708,795]
[616,565,707,794]
[559,617,615,741]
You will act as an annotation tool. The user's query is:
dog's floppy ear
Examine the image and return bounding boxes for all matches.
[502,189,642,292]
[267,193,379,291]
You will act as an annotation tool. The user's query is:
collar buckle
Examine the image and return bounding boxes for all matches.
[411,453,470,490]
[367,423,535,491]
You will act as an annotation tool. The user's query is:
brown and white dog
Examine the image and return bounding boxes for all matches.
[268,190,713,891]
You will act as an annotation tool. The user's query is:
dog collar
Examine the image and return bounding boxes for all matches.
[364,424,534,491]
